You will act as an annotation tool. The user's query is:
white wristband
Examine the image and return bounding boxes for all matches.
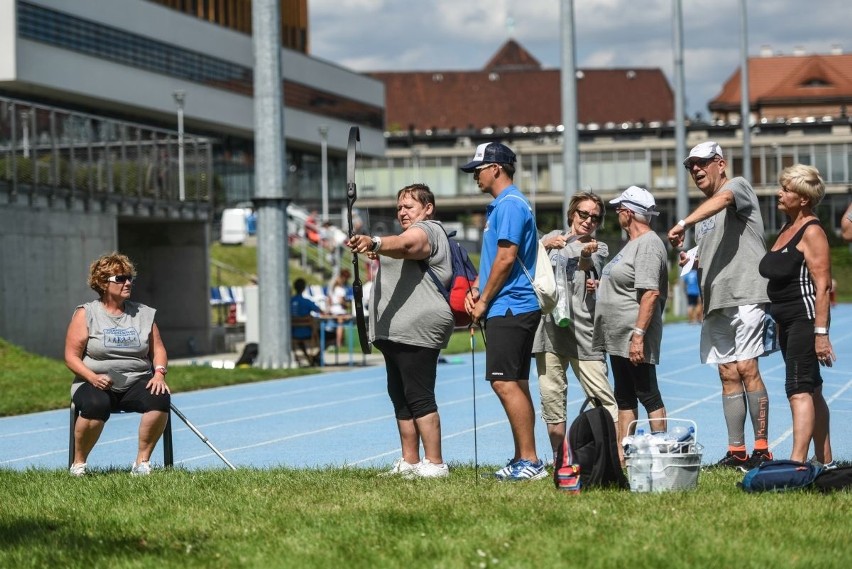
[677,219,687,229]
[633,327,645,336]
[814,326,828,335]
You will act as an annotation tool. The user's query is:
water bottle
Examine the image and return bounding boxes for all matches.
[628,428,653,492]
[667,425,695,453]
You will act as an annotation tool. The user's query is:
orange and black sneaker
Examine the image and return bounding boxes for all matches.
[708,450,748,470]
[741,449,773,473]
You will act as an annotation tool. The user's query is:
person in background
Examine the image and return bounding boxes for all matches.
[532,192,619,460]
[681,268,702,324]
[65,252,170,476]
[667,141,772,471]
[348,183,455,478]
[461,142,546,481]
[291,278,322,365]
[593,187,669,455]
[327,269,352,348]
[758,164,836,469]
[841,202,852,242]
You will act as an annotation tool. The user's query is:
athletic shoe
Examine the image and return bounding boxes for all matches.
[69,462,87,477]
[809,457,838,471]
[493,459,518,480]
[504,459,547,482]
[740,449,773,472]
[131,461,152,476]
[377,457,418,477]
[402,458,449,480]
[708,451,748,470]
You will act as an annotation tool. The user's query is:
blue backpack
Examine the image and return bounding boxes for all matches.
[420,228,478,327]
[740,459,822,493]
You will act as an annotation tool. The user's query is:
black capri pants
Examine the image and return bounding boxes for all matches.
[72,378,171,422]
[374,339,441,421]
[609,355,665,413]
[778,317,823,397]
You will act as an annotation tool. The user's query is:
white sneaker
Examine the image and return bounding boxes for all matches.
[377,457,418,477]
[403,458,449,479]
[131,461,152,476]
[69,462,87,477]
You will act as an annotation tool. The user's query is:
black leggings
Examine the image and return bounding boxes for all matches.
[72,378,171,422]
[609,355,665,413]
[374,339,440,421]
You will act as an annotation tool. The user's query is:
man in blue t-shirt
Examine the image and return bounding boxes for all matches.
[461,142,545,482]
[681,269,702,324]
[290,278,321,340]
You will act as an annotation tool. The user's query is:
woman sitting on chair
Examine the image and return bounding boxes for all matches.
[64,252,171,476]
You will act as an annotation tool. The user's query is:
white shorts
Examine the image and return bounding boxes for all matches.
[700,304,766,364]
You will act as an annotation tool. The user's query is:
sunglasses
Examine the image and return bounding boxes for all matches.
[575,210,603,223]
[475,163,497,171]
[684,156,719,170]
[107,275,134,284]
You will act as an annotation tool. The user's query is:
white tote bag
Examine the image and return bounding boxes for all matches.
[518,240,558,313]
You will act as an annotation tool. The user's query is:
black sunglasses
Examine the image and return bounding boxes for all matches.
[107,275,134,284]
[575,210,603,223]
[684,156,718,170]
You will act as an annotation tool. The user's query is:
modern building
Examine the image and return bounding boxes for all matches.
[0,0,385,359]
[360,42,852,239]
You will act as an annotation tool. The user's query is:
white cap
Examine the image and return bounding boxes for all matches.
[609,186,660,216]
[683,141,723,166]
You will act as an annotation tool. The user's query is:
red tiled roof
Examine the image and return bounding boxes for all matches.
[369,41,674,132]
[710,53,852,110]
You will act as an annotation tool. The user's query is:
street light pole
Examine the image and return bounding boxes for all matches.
[173,90,186,201]
[319,125,329,222]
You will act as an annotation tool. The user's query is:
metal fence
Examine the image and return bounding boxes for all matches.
[0,96,213,208]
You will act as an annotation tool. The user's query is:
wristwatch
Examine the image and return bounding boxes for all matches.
[154,365,168,375]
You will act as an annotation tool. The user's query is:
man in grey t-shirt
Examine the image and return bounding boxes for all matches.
[667,141,772,471]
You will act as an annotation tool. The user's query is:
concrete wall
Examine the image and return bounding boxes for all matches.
[0,199,211,359]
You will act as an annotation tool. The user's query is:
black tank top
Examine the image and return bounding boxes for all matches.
[758,219,822,321]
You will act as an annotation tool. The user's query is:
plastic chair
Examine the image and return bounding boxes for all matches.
[68,401,173,469]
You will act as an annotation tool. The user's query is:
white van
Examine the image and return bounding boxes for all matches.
[220,208,249,245]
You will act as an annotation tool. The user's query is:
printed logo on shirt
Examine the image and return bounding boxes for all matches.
[695,217,716,241]
[103,327,141,348]
[601,252,623,278]
[781,247,788,253]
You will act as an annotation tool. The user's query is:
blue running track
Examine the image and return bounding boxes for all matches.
[2,305,851,471]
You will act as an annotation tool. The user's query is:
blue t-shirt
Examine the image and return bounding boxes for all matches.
[682,270,700,297]
[480,186,539,318]
[291,294,320,340]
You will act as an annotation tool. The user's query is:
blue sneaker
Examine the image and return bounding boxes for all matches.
[505,459,547,481]
[493,459,518,480]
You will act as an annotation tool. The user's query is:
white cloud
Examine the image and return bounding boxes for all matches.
[309,0,850,116]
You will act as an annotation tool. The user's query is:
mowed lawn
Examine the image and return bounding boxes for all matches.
[0,466,849,568]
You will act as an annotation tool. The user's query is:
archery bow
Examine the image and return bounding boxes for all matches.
[346,126,371,354]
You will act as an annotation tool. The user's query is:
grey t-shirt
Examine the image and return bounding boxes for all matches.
[532,232,608,360]
[695,176,769,314]
[593,231,668,364]
[370,220,455,349]
[72,300,156,394]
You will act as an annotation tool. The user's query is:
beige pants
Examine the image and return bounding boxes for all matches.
[536,351,618,424]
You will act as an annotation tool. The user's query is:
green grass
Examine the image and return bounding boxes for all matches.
[0,338,318,417]
[0,467,848,568]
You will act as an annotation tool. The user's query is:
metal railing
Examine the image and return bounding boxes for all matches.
[0,96,213,209]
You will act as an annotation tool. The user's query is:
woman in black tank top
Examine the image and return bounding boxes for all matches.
[759,164,835,467]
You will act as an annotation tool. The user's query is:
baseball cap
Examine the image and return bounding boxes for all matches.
[459,142,517,172]
[683,141,724,166]
[609,186,660,217]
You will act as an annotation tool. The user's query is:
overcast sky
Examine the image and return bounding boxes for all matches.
[309,0,849,120]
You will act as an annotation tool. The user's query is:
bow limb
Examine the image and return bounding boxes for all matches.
[346,126,371,354]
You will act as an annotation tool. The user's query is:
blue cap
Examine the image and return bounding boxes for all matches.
[460,142,517,172]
